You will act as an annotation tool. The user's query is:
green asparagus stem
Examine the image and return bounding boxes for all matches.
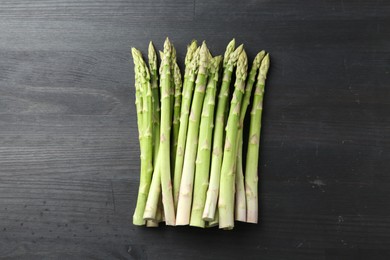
[132,50,145,224]
[173,43,200,209]
[144,52,165,224]
[143,151,161,220]
[169,46,176,177]
[190,56,222,228]
[140,57,154,224]
[235,51,265,222]
[131,48,154,226]
[149,44,161,223]
[235,142,245,222]
[148,42,160,164]
[133,53,143,142]
[202,40,243,221]
[159,38,176,225]
[245,54,270,224]
[171,62,182,171]
[218,50,248,229]
[176,42,210,225]
[170,44,177,117]
[142,48,165,222]
[240,51,266,125]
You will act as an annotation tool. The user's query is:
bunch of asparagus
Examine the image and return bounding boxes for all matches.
[131,38,270,229]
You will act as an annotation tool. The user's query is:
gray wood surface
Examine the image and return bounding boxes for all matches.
[0,0,389,259]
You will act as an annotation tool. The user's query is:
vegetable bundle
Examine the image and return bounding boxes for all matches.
[131,38,270,229]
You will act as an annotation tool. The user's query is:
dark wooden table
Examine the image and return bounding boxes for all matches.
[0,1,389,259]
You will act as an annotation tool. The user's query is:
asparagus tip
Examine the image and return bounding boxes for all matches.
[223,39,236,67]
[189,46,201,75]
[259,53,270,79]
[158,51,164,75]
[185,40,198,66]
[236,50,248,80]
[131,48,143,69]
[171,44,177,63]
[148,43,157,72]
[148,42,155,55]
[228,38,236,47]
[200,41,208,50]
[210,55,222,74]
[253,50,266,69]
[226,44,244,69]
[164,37,172,56]
[131,47,139,58]
[199,42,210,64]
[264,53,270,62]
[210,55,223,81]
[236,44,244,53]
[174,62,182,88]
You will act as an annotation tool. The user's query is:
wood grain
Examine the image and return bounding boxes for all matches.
[0,0,389,259]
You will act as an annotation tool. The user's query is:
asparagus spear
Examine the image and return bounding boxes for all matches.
[132,50,146,224]
[218,50,248,229]
[190,56,222,228]
[235,51,266,222]
[245,54,270,224]
[202,40,243,221]
[142,45,165,222]
[131,48,154,226]
[148,42,160,165]
[159,38,176,225]
[176,42,210,225]
[143,50,168,221]
[173,43,199,208]
[171,62,182,170]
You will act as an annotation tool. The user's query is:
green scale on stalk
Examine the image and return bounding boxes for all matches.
[143,49,169,222]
